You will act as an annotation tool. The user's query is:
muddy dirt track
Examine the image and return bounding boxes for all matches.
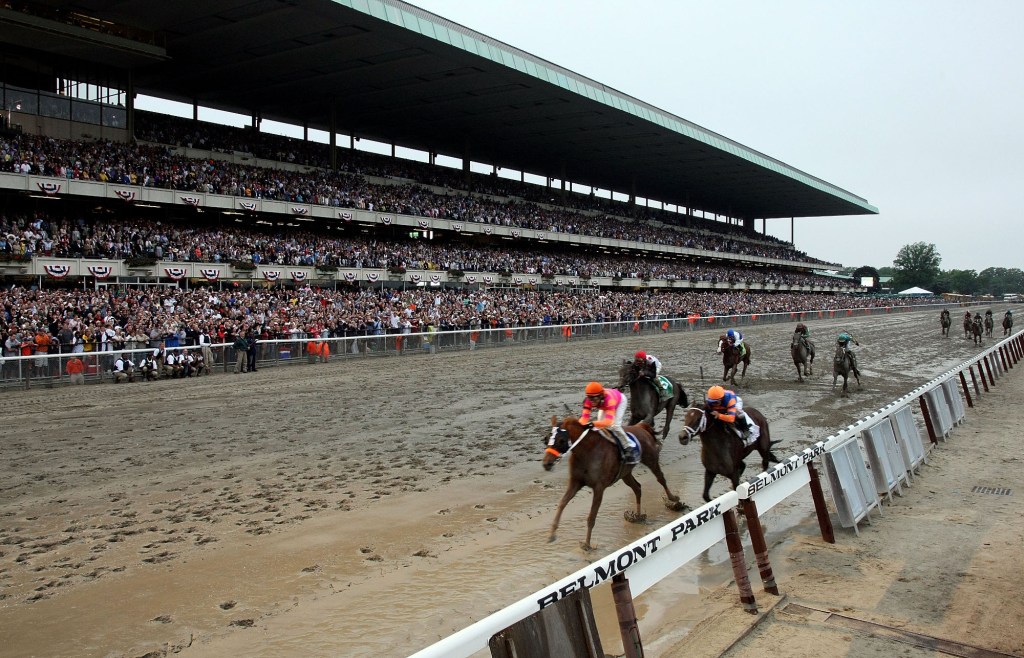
[1,306,1020,657]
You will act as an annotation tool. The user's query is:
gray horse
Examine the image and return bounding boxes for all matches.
[791,330,815,382]
[616,360,688,443]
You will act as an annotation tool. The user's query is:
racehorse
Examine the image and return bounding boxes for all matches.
[790,330,815,382]
[940,309,951,337]
[717,334,751,385]
[1004,313,1014,336]
[615,360,689,442]
[677,404,781,503]
[984,312,994,337]
[963,313,973,339]
[972,316,984,346]
[832,343,860,396]
[543,416,686,551]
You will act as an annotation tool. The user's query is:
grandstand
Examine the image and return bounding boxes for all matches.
[1,0,882,360]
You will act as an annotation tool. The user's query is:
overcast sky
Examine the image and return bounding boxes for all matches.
[398,0,1024,272]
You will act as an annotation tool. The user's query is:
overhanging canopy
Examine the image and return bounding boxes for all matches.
[2,0,878,220]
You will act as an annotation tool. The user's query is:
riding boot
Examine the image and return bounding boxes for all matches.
[734,415,751,444]
[612,427,639,465]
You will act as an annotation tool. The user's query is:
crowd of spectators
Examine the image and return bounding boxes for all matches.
[1,125,832,266]
[1,282,920,380]
[0,211,855,289]
[132,110,833,264]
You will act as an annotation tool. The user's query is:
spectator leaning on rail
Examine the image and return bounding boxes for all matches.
[579,381,639,465]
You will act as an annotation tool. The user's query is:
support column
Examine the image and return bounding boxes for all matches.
[807,462,836,543]
[959,370,974,408]
[125,69,135,140]
[329,106,337,170]
[611,574,643,658]
[790,217,795,245]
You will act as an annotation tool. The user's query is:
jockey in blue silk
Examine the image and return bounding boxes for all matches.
[726,328,744,351]
[837,331,861,376]
[705,385,756,444]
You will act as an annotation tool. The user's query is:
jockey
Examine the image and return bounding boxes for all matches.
[580,381,638,464]
[705,385,756,445]
[837,331,861,376]
[795,322,811,347]
[726,328,744,351]
[633,350,665,396]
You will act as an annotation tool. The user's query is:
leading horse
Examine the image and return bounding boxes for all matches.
[615,360,689,442]
[677,404,781,503]
[984,311,994,337]
[717,334,751,385]
[790,330,815,382]
[963,313,973,339]
[543,416,686,551]
[940,309,951,337]
[972,316,984,346]
[833,344,860,396]
[1004,312,1014,336]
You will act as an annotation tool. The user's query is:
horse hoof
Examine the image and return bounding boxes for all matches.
[624,511,647,523]
[548,533,557,544]
[665,498,688,512]
[580,541,593,552]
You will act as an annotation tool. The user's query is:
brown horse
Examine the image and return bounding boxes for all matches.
[940,309,951,337]
[963,313,973,339]
[1004,312,1014,336]
[542,416,686,551]
[677,404,781,503]
[972,316,984,345]
[717,334,751,385]
[984,311,994,337]
[790,330,815,382]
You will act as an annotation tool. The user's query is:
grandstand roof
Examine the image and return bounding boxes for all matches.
[5,0,878,220]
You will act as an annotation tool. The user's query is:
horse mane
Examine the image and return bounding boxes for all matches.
[633,421,655,436]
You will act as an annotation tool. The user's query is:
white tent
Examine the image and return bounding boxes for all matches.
[897,286,933,295]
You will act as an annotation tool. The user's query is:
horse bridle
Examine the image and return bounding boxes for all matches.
[545,425,589,461]
[678,406,708,443]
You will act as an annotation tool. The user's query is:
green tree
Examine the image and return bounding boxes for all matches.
[892,242,941,290]
[977,267,1024,296]
[941,269,979,295]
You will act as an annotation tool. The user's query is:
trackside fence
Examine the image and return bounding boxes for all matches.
[410,327,1023,657]
[0,301,950,389]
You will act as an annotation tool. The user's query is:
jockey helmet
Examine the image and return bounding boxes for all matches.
[634,350,646,360]
[727,329,736,338]
[706,385,726,403]
[585,381,605,396]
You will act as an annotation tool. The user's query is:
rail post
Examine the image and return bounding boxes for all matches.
[807,461,836,543]
[739,498,779,594]
[611,574,643,658]
[983,355,996,387]
[959,370,974,408]
[722,509,758,614]
[919,395,939,445]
